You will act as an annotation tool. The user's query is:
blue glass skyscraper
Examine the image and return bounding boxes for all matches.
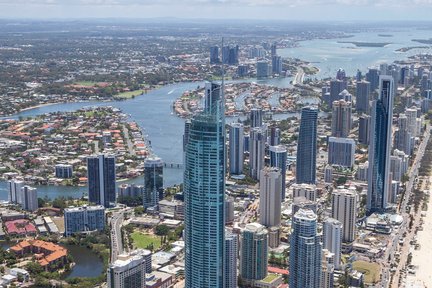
[289,209,322,288]
[296,107,318,184]
[229,123,244,175]
[143,156,164,210]
[367,76,394,213]
[184,81,225,288]
[87,154,116,208]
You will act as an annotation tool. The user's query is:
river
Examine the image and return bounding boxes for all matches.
[0,27,430,200]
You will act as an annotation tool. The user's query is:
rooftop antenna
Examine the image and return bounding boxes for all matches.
[221,37,225,118]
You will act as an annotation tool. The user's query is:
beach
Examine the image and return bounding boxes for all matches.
[408,175,432,287]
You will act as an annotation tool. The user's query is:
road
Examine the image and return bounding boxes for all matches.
[385,124,431,288]
[292,67,305,85]
[110,210,125,262]
[122,124,136,156]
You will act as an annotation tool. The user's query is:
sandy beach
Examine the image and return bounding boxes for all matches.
[408,175,432,287]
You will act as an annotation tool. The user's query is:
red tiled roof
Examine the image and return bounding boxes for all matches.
[268,266,289,275]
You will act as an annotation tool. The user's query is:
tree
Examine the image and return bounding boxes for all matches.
[154,224,169,237]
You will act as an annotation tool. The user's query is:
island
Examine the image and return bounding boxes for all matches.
[412,38,432,45]
[337,41,392,47]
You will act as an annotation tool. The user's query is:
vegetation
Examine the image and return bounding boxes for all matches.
[352,261,381,284]
[130,232,162,251]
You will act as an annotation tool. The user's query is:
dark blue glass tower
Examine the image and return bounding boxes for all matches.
[296,107,318,184]
[367,76,394,213]
[87,154,116,208]
[184,81,225,287]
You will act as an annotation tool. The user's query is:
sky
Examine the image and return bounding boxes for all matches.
[0,0,432,21]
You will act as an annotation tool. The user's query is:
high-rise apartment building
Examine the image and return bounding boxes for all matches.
[224,230,238,288]
[184,82,225,288]
[21,186,38,212]
[229,123,244,175]
[331,99,352,138]
[356,81,371,113]
[250,108,263,128]
[64,205,105,237]
[240,223,268,285]
[332,189,357,243]
[328,137,356,168]
[143,156,164,210]
[289,209,322,288]
[249,127,266,180]
[87,154,116,208]
[259,167,282,228]
[323,218,342,270]
[368,76,394,213]
[107,251,146,288]
[292,183,317,202]
[296,107,318,184]
[269,145,287,199]
[8,179,24,204]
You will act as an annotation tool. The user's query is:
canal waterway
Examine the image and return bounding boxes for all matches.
[1,28,431,200]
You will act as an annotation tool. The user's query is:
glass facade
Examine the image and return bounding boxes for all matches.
[289,209,322,288]
[296,107,318,184]
[184,82,225,288]
[368,76,394,212]
[143,157,164,210]
[87,154,116,208]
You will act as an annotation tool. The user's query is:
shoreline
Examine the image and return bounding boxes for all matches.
[408,174,432,287]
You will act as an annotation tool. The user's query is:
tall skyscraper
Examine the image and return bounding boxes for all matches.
[107,252,146,288]
[272,55,282,75]
[289,209,322,288]
[210,46,220,64]
[367,76,394,213]
[296,107,318,184]
[332,189,357,243]
[269,126,281,146]
[143,156,164,210]
[269,145,287,199]
[359,115,371,145]
[331,99,352,138]
[184,81,225,288]
[21,186,38,212]
[250,108,263,128]
[229,123,244,175]
[240,223,268,285]
[87,154,116,208]
[366,68,380,91]
[8,179,24,204]
[259,167,282,228]
[394,113,413,155]
[356,80,371,113]
[329,79,347,106]
[328,137,356,168]
[249,127,266,180]
[323,218,342,270]
[224,230,238,288]
[256,60,270,78]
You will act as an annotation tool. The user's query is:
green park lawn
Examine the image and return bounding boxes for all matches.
[114,90,145,99]
[352,260,381,284]
[131,232,161,251]
[74,81,99,87]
